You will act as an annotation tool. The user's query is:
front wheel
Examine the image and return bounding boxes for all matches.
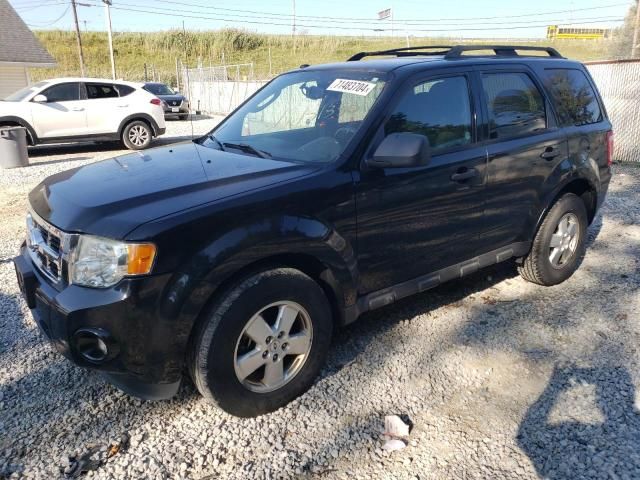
[518,193,588,286]
[189,268,333,417]
[121,120,152,150]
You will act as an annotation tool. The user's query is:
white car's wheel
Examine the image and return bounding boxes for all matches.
[121,120,152,150]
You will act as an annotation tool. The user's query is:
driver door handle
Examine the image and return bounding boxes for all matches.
[451,167,478,182]
[70,107,85,111]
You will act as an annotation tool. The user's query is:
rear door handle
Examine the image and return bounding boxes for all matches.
[451,168,478,182]
[540,146,559,160]
[70,107,84,111]
[116,104,129,108]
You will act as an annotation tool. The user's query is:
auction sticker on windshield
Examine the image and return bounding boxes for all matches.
[327,79,377,96]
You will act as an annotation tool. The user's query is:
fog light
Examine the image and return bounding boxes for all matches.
[73,329,113,363]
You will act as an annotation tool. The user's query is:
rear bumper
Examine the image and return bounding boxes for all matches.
[13,245,182,400]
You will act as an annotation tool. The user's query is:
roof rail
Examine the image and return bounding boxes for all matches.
[347,44,564,62]
[347,45,453,61]
[444,45,564,59]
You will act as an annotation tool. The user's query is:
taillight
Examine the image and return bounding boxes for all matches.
[150,98,162,106]
[606,131,614,166]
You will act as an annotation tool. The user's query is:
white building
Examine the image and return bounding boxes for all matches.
[0,0,56,99]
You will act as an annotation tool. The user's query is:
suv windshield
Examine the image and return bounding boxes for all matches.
[144,83,175,95]
[4,81,49,101]
[200,70,388,163]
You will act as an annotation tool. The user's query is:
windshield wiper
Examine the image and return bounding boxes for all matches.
[223,142,272,159]
[205,134,225,151]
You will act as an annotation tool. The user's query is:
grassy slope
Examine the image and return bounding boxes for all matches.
[32,29,612,84]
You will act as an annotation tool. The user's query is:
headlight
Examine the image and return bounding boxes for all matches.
[69,235,156,288]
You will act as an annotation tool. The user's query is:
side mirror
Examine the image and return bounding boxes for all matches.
[367,132,431,169]
[32,94,48,103]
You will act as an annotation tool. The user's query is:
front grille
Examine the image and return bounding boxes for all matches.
[26,211,67,284]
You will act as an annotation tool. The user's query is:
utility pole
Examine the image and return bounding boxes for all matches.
[103,0,116,79]
[71,0,86,76]
[633,0,640,58]
[292,0,296,37]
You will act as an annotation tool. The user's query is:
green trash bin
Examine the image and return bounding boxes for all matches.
[0,126,29,169]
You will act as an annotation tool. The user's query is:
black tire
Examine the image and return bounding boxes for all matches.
[518,193,588,286]
[189,268,333,417]
[121,120,152,150]
[178,114,189,121]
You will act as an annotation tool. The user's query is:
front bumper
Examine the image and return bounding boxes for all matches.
[13,246,181,400]
[163,103,189,117]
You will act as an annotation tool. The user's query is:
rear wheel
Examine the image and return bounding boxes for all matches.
[189,268,333,417]
[518,193,588,286]
[121,120,152,150]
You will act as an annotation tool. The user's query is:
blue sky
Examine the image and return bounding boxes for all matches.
[10,0,633,38]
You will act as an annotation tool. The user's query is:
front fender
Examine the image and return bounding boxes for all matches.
[157,214,358,337]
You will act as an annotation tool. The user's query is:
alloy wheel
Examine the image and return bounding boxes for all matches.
[548,212,580,268]
[128,125,149,146]
[233,301,313,393]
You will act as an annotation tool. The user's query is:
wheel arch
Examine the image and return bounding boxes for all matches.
[0,116,37,145]
[153,216,359,368]
[534,177,598,238]
[117,113,160,137]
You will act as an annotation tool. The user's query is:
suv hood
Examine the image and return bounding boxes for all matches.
[29,142,319,238]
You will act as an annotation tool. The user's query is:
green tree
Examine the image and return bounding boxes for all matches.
[609,0,639,58]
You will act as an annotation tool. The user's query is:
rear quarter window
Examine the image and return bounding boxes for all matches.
[115,84,135,97]
[542,68,602,126]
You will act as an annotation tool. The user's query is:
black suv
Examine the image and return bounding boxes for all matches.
[14,46,612,417]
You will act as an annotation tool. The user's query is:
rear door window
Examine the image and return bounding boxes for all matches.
[480,72,546,140]
[384,75,473,151]
[40,82,82,103]
[86,83,119,99]
[541,69,602,126]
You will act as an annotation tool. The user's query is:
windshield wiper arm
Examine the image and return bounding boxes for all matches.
[223,142,272,159]
[206,134,225,151]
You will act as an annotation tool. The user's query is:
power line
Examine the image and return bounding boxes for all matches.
[105,4,625,32]
[109,0,623,27]
[144,0,629,24]
[15,1,69,11]
[25,4,70,27]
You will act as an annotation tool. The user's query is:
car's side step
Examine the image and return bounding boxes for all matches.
[343,241,530,324]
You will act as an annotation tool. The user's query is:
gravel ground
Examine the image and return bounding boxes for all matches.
[0,126,638,480]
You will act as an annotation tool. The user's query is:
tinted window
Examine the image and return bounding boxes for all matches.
[115,84,135,97]
[481,73,546,140]
[542,69,602,126]
[86,83,119,99]
[41,83,81,102]
[385,76,472,150]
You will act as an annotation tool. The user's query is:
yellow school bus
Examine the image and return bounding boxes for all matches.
[547,25,611,40]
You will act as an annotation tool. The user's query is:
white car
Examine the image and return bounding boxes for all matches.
[0,78,166,150]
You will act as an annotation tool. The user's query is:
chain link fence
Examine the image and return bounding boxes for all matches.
[180,63,267,115]
[587,59,640,164]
